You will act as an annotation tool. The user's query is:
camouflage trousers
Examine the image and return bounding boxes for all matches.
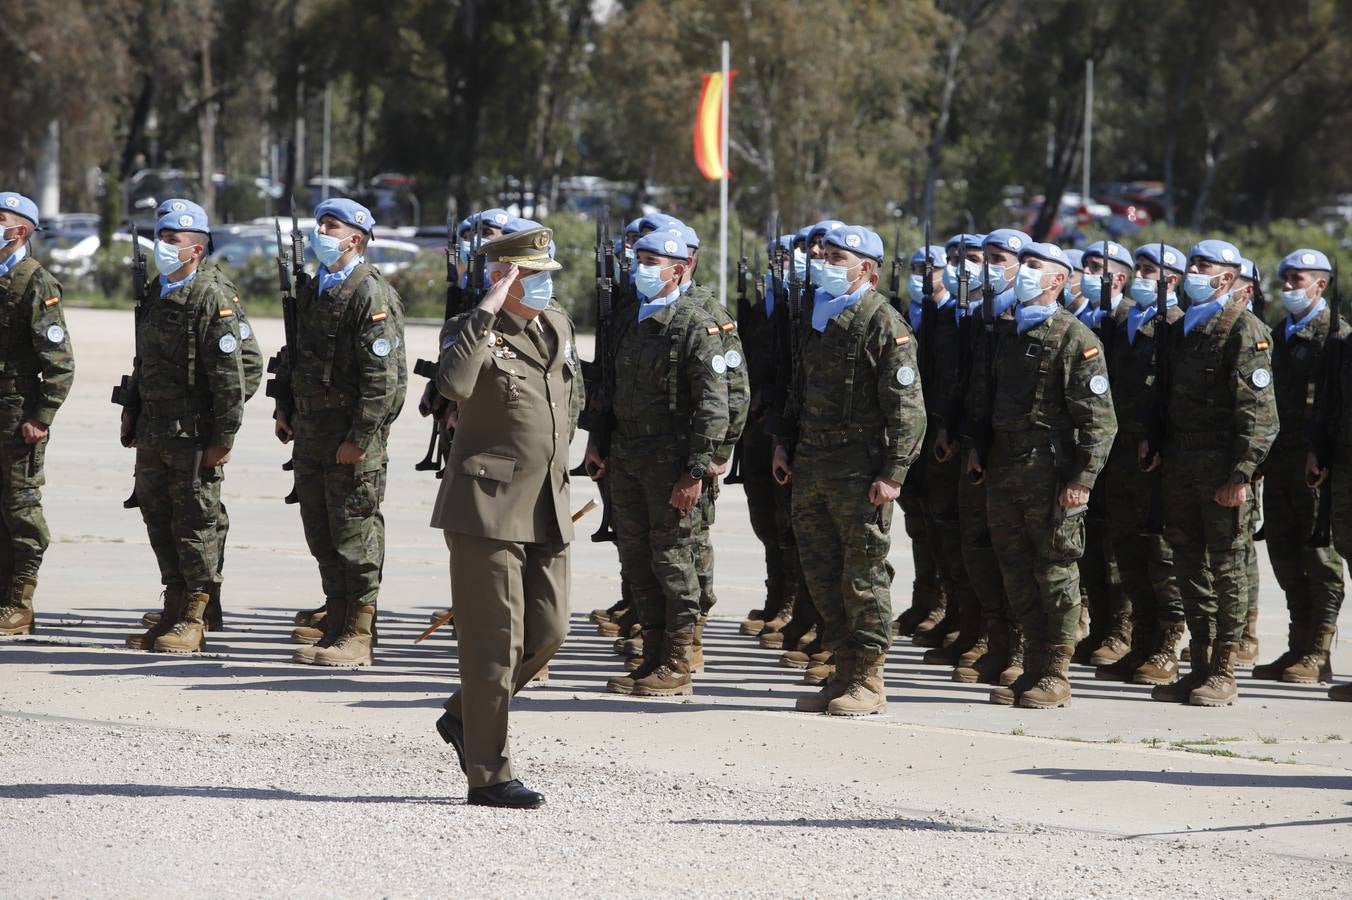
[1327,458,1352,608]
[135,443,221,595]
[1103,442,1183,632]
[696,477,718,617]
[920,428,979,623]
[293,442,388,609]
[986,436,1083,646]
[741,415,801,602]
[959,449,1012,623]
[792,473,893,655]
[0,439,49,582]
[1263,446,1344,628]
[1162,451,1253,645]
[900,450,939,592]
[609,438,701,635]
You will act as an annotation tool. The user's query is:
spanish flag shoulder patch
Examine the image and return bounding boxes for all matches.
[722,321,735,331]
[218,307,235,318]
[43,296,59,307]
[1256,340,1269,351]
[706,324,719,335]
[1082,346,1100,360]
[371,311,388,322]
[895,334,910,345]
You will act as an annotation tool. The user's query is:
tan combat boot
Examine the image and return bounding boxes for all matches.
[991,639,1045,706]
[912,591,958,649]
[1018,644,1074,709]
[1236,604,1260,665]
[1152,639,1210,702]
[292,602,335,645]
[294,605,327,627]
[1095,624,1152,682]
[599,605,636,638]
[589,598,626,625]
[1252,624,1305,681]
[795,649,854,712]
[154,592,209,653]
[828,650,887,716]
[606,629,662,694]
[1329,682,1352,701]
[923,600,985,666]
[294,599,348,664]
[1134,621,1186,685]
[690,617,707,673]
[127,588,184,650]
[632,631,695,696]
[1190,641,1239,706]
[803,653,835,685]
[621,629,647,669]
[312,603,375,667]
[1281,625,1336,684]
[429,607,452,625]
[0,576,37,636]
[955,619,1005,684]
[997,625,1026,687]
[1089,608,1132,666]
[758,629,786,649]
[896,577,941,637]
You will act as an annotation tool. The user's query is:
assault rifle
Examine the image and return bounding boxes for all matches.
[111,219,149,508]
[414,201,461,476]
[1310,257,1342,547]
[970,258,997,481]
[725,229,750,485]
[1143,242,1172,535]
[582,209,617,542]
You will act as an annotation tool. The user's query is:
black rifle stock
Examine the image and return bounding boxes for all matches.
[111,218,148,509]
[415,201,460,474]
[725,229,750,485]
[1310,258,1342,547]
[1143,241,1172,535]
[971,258,996,481]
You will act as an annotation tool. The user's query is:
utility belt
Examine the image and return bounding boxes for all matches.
[294,390,354,414]
[797,424,879,449]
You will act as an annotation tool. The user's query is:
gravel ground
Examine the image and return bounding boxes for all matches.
[2,713,1345,900]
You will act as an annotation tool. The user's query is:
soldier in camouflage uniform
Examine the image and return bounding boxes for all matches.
[773,224,926,716]
[1142,240,1277,707]
[0,192,74,635]
[588,228,728,697]
[272,198,407,667]
[972,242,1117,709]
[122,205,262,652]
[1254,249,1343,684]
[1094,244,1187,686]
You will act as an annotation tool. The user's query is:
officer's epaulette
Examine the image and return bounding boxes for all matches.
[1256,339,1269,351]
[371,311,388,323]
[894,334,910,346]
[43,296,59,307]
[1082,347,1100,360]
[706,324,719,335]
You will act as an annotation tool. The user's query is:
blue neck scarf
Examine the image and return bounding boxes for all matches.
[318,256,363,296]
[1285,298,1326,341]
[0,244,27,278]
[1126,293,1178,345]
[159,268,199,295]
[812,283,869,332]
[638,288,679,322]
[1015,302,1058,334]
[1183,293,1231,336]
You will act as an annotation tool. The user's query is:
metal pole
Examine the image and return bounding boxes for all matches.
[719,40,730,308]
[1082,58,1093,202]
[321,83,332,201]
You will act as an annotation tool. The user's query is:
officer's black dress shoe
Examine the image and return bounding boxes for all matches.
[435,711,467,774]
[467,779,545,810]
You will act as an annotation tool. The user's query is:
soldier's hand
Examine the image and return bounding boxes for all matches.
[203,446,232,467]
[1214,481,1248,508]
[440,402,460,430]
[480,264,519,315]
[336,441,366,466]
[418,380,440,417]
[670,473,702,512]
[933,428,956,463]
[120,410,138,449]
[772,445,793,485]
[584,441,607,480]
[868,477,901,506]
[275,410,294,444]
[20,419,48,445]
[1307,452,1328,487]
[1059,482,1091,508]
[1138,439,1160,473]
[965,448,985,484]
[708,458,730,477]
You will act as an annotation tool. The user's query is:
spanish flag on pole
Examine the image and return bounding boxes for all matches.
[693,70,734,180]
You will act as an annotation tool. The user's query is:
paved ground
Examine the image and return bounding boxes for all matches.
[2,308,1350,898]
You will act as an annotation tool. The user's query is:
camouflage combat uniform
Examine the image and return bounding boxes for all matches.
[125,263,262,648]
[978,307,1117,706]
[0,251,73,632]
[273,261,406,657]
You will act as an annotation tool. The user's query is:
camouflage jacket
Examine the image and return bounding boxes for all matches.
[979,307,1117,490]
[1271,304,1337,454]
[128,262,263,450]
[1106,303,1182,446]
[0,254,73,438]
[603,292,729,472]
[1162,295,1277,480]
[688,283,750,461]
[273,262,407,454]
[778,288,926,483]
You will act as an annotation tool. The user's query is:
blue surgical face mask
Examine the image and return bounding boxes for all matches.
[519,272,553,310]
[1130,277,1159,308]
[1014,264,1049,304]
[311,226,345,267]
[1184,271,1220,302]
[458,240,471,265]
[987,260,1011,293]
[1281,287,1313,315]
[792,248,807,279]
[907,273,925,303]
[1081,273,1103,302]
[154,239,192,274]
[809,258,825,284]
[944,259,980,297]
[818,261,855,297]
[635,262,669,299]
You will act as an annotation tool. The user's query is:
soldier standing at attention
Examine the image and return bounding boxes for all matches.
[1142,240,1277,707]
[0,192,73,635]
[430,226,581,809]
[1254,249,1343,684]
[973,242,1117,709]
[773,224,926,716]
[587,228,728,697]
[272,199,406,666]
[123,205,261,652]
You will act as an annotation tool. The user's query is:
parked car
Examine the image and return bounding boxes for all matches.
[47,231,153,283]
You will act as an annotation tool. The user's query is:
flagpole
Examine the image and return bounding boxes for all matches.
[718,39,730,308]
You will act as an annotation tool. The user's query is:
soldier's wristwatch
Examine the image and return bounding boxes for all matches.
[1229,471,1248,485]
[688,464,706,480]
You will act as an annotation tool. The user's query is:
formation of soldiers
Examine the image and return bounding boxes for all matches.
[1,187,1349,713]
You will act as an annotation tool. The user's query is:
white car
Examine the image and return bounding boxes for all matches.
[47,232,154,281]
